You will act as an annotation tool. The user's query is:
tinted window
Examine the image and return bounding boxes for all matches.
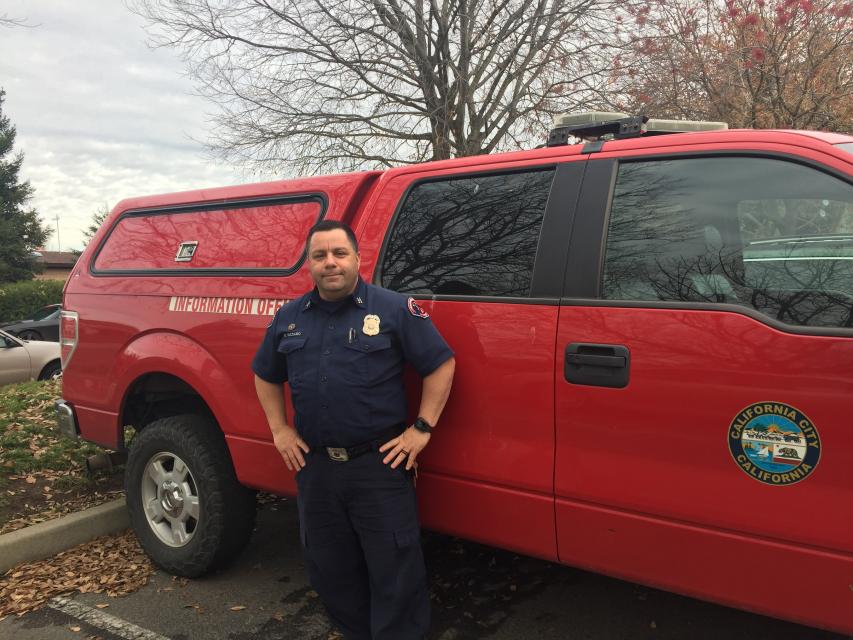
[95,198,322,272]
[381,170,554,297]
[31,306,60,321]
[602,157,853,328]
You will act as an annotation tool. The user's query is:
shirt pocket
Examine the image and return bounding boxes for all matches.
[277,335,308,382]
[341,333,394,386]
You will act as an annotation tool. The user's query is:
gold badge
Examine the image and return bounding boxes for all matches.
[287,323,296,331]
[362,314,380,336]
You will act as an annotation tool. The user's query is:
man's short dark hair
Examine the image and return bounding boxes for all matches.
[306,220,359,253]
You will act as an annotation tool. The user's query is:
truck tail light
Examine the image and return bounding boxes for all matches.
[60,310,79,369]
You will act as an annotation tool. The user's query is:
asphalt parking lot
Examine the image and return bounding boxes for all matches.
[0,498,845,640]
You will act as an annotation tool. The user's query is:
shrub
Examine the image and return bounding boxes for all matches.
[0,280,64,323]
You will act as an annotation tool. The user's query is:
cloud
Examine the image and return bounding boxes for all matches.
[0,0,244,250]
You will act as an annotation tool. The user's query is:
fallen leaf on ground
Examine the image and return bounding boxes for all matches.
[0,485,125,535]
[0,530,153,618]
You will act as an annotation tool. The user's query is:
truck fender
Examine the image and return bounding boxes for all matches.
[111,331,237,442]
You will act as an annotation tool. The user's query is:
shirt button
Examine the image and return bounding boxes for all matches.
[321,376,328,382]
[321,404,328,410]
[328,323,335,330]
[323,349,331,356]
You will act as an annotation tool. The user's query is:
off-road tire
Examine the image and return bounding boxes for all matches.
[38,360,62,380]
[125,414,257,577]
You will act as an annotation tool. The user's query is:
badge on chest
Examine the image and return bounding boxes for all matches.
[362,314,381,336]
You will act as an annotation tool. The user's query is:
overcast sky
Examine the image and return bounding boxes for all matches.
[0,1,245,251]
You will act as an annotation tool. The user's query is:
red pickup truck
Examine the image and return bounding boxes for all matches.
[57,114,853,633]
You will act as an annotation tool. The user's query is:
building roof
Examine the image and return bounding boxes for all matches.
[34,251,78,268]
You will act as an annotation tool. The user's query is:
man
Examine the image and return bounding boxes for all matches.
[252,220,455,640]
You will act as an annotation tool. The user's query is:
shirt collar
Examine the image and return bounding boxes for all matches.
[305,277,368,310]
[352,277,368,309]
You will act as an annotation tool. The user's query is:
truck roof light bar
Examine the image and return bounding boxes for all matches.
[548,112,648,147]
[644,117,729,135]
[547,111,728,147]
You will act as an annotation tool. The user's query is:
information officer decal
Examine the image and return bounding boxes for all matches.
[728,402,820,486]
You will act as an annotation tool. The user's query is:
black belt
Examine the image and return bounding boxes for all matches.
[317,424,405,462]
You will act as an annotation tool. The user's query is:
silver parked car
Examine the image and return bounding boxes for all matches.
[0,329,62,384]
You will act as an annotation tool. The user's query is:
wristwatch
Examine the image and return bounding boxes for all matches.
[413,417,433,434]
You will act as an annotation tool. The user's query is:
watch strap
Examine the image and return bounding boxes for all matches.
[413,417,433,434]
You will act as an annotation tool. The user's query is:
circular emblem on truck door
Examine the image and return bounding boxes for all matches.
[728,402,820,486]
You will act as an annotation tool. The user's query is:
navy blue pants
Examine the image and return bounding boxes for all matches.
[296,450,429,640]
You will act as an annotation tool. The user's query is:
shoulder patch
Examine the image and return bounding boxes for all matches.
[407,297,429,319]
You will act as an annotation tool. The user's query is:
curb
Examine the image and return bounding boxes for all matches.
[0,498,129,573]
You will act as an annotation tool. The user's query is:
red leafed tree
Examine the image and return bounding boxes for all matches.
[611,0,853,131]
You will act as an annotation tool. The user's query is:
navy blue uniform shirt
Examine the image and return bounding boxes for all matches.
[252,278,453,447]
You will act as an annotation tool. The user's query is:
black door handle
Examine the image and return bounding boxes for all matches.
[565,343,630,388]
[566,353,626,368]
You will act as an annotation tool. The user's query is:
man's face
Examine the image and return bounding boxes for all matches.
[307,229,361,301]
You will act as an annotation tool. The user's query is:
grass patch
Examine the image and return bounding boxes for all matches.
[0,378,122,513]
[0,379,106,476]
[0,379,126,532]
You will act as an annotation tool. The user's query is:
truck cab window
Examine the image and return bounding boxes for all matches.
[381,169,554,297]
[602,157,853,329]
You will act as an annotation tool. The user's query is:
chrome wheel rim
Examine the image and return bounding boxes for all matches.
[140,452,200,547]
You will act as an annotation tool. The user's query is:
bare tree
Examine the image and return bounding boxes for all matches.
[608,0,853,131]
[0,13,35,28]
[129,0,619,174]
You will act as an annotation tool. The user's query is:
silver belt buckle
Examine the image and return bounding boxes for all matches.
[326,447,349,462]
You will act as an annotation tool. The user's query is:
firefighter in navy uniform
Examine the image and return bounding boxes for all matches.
[252,220,455,640]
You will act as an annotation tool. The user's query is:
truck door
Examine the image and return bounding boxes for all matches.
[365,160,584,560]
[553,152,853,628]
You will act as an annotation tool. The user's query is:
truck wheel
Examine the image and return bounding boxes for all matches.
[125,414,257,577]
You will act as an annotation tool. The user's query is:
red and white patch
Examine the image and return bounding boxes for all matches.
[407,297,429,319]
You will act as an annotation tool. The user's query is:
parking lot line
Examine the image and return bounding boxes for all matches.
[48,596,170,640]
